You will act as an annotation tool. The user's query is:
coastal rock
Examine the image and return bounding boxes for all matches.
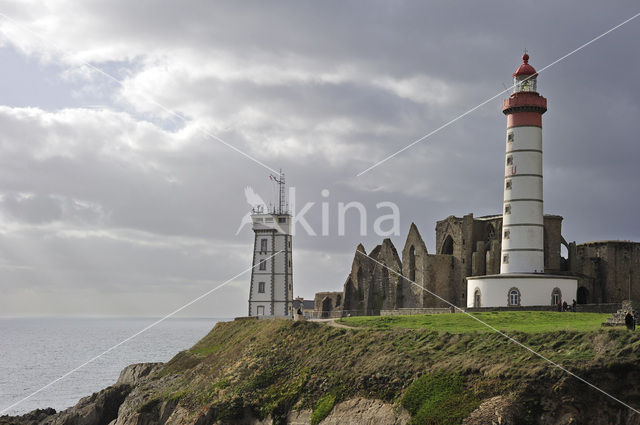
[316,398,410,425]
[43,385,132,425]
[461,395,522,425]
[116,363,163,387]
[0,409,57,425]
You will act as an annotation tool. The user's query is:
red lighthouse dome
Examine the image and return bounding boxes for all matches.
[513,53,537,77]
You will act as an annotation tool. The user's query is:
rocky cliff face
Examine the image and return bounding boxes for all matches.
[3,319,640,425]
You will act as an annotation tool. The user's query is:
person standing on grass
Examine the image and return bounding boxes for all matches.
[572,299,577,312]
[557,299,562,312]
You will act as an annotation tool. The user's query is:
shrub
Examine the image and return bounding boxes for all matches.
[310,394,336,425]
[401,373,479,425]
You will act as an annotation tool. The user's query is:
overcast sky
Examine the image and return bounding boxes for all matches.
[0,1,639,317]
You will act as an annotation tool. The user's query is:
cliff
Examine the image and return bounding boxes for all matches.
[3,317,640,425]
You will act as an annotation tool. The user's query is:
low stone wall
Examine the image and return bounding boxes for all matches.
[575,303,620,313]
[466,305,556,313]
[467,303,620,313]
[381,308,453,316]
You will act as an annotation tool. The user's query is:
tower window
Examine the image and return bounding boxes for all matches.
[259,260,267,270]
[278,217,287,223]
[506,156,513,166]
[258,281,265,293]
[503,254,509,264]
[505,180,512,190]
[505,204,511,214]
[260,238,268,252]
[507,132,514,143]
[504,230,510,239]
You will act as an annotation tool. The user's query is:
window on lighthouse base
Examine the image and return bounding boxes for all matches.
[508,288,521,306]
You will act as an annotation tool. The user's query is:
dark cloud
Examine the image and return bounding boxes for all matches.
[0,1,639,316]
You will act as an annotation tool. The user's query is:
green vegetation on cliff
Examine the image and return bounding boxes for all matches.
[134,313,640,425]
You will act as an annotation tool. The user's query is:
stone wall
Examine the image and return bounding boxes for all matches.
[381,308,453,316]
[314,291,343,318]
[401,223,428,309]
[543,215,563,271]
[570,241,640,304]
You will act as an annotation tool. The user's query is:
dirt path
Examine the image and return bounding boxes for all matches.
[309,318,358,329]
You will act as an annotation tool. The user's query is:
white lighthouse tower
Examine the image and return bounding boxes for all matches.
[501,53,546,274]
[248,171,294,317]
[467,54,577,308]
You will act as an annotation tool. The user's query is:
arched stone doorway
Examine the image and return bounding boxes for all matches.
[473,288,481,308]
[551,287,562,306]
[577,286,589,304]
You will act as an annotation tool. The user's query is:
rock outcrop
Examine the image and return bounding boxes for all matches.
[116,363,163,387]
[1,363,161,425]
[315,398,410,425]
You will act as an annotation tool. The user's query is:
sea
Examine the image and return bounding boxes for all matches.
[0,317,224,416]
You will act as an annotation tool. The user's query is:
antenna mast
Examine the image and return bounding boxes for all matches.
[270,169,286,214]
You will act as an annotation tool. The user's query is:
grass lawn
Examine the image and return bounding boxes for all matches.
[337,311,611,333]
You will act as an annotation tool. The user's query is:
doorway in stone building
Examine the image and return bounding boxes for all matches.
[577,286,589,304]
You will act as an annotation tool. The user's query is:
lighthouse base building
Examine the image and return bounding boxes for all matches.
[466,274,576,308]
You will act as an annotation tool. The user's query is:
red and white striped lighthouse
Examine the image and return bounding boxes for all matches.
[500,53,547,274]
[466,53,577,308]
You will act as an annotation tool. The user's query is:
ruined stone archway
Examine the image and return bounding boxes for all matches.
[321,297,332,318]
[441,235,454,255]
[486,224,496,241]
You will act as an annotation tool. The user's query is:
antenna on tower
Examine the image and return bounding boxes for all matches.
[270,169,287,215]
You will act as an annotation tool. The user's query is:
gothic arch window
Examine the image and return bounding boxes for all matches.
[356,266,365,302]
[409,245,416,281]
[486,224,496,242]
[508,287,521,306]
[343,278,354,312]
[473,288,481,308]
[321,297,333,319]
[551,287,562,306]
[441,235,454,255]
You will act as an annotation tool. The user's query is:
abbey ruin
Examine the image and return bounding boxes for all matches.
[313,213,640,317]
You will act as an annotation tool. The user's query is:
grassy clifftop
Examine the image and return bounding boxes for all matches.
[338,311,610,332]
[132,313,640,424]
